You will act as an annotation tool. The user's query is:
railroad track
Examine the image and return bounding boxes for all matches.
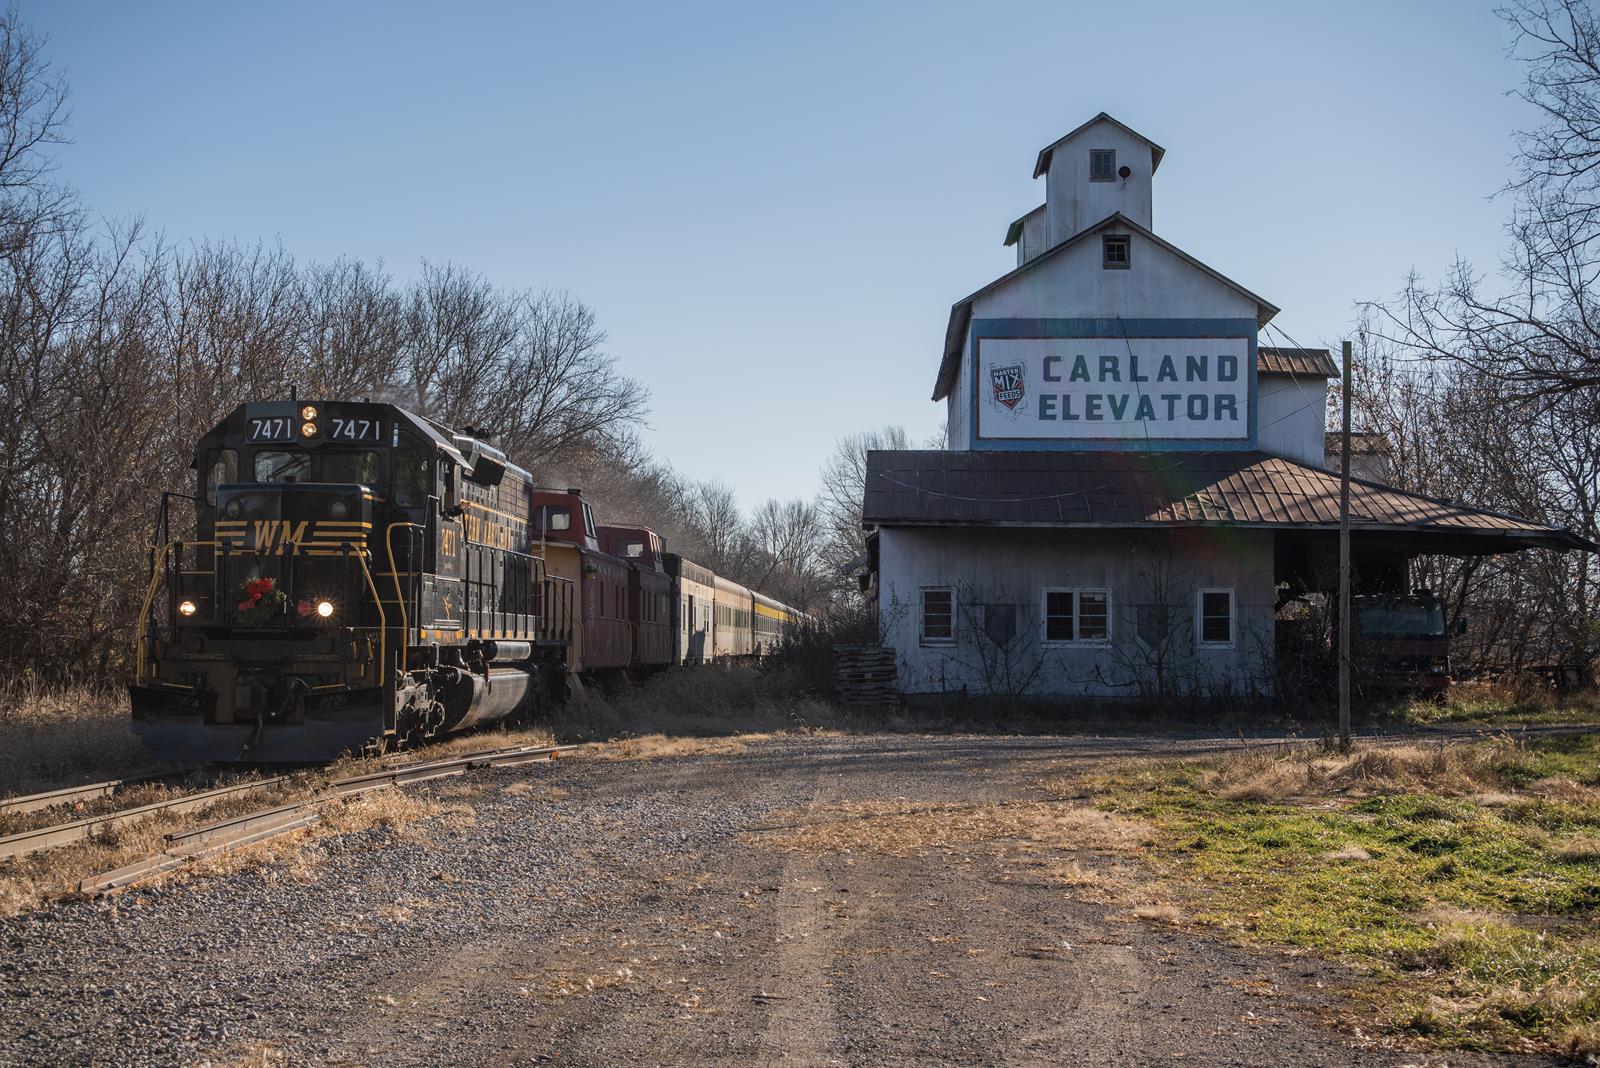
[0,742,581,895]
[0,772,188,818]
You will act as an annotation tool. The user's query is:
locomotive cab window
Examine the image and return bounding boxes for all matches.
[254,449,310,484]
[394,446,431,506]
[203,448,238,505]
[624,542,645,558]
[322,449,380,487]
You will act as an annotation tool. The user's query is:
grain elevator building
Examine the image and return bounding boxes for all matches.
[861,113,1591,699]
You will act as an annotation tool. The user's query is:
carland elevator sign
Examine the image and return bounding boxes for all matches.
[975,335,1253,444]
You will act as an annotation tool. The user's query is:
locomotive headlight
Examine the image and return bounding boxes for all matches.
[300,405,318,421]
[315,599,335,618]
[329,499,349,517]
[178,599,198,617]
[300,421,317,439]
[224,499,242,518]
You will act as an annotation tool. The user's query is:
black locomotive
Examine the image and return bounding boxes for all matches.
[130,400,574,762]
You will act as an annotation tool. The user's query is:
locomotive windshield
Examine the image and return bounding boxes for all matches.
[323,449,380,486]
[255,449,310,483]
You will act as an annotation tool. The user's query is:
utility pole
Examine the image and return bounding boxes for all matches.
[1338,340,1353,752]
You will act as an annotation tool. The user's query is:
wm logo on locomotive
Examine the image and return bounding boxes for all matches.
[215,519,371,555]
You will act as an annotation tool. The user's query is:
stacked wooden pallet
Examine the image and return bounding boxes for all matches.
[833,644,899,709]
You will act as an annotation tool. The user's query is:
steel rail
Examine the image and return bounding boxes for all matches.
[0,772,182,817]
[4,742,580,865]
[0,776,292,861]
[77,742,581,896]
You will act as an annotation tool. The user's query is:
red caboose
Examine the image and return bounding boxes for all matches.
[529,489,631,673]
[598,525,673,670]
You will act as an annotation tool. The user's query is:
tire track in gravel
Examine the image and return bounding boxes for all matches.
[754,791,846,1067]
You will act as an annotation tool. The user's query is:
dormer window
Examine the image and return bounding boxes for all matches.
[1102,234,1130,269]
[1090,149,1116,181]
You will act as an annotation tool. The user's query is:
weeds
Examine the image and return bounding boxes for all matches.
[1085,734,1600,1055]
[0,681,155,797]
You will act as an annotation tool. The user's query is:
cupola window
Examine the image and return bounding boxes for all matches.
[1090,148,1116,181]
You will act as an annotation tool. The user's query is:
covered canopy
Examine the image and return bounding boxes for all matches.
[862,450,1596,555]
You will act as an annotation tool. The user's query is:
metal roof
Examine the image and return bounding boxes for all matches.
[1003,204,1046,248]
[933,213,1280,402]
[1258,347,1339,378]
[861,450,1595,553]
[1033,113,1167,179]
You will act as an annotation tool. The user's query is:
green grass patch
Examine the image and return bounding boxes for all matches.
[1392,683,1600,729]
[1086,736,1600,1055]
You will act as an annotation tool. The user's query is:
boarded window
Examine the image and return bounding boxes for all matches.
[983,604,1016,646]
[1136,603,1173,648]
[1198,589,1234,645]
[1090,148,1116,180]
[921,588,954,644]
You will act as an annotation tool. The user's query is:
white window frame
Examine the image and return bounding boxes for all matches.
[1196,587,1236,648]
[1040,587,1112,646]
[920,586,956,646]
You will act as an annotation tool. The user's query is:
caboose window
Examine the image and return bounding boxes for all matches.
[535,506,571,532]
[323,449,380,487]
[204,448,238,505]
[255,449,310,483]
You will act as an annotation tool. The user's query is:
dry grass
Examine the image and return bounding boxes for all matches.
[0,773,312,916]
[0,682,157,798]
[0,776,469,915]
[212,1042,291,1068]
[1199,741,1517,804]
[761,797,1149,859]
[548,664,839,744]
[584,731,824,762]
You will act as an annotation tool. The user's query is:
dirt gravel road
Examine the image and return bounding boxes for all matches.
[0,734,1558,1066]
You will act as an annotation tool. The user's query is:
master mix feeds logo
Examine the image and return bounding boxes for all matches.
[990,362,1026,410]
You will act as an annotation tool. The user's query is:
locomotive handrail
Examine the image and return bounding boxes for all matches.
[347,542,388,690]
[133,540,175,685]
[133,537,221,685]
[385,521,426,672]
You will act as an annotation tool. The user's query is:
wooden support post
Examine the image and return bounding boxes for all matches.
[1339,340,1353,752]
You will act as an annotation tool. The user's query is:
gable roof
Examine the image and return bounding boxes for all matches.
[933,212,1280,401]
[1034,112,1166,179]
[1003,204,1045,248]
[1259,347,1339,378]
[861,449,1596,554]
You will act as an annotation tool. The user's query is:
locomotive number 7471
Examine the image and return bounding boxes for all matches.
[329,417,381,441]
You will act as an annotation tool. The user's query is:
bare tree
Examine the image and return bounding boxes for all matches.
[816,426,909,601]
[1366,1,1600,397]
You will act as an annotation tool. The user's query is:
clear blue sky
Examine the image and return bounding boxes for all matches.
[35,1,1530,506]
